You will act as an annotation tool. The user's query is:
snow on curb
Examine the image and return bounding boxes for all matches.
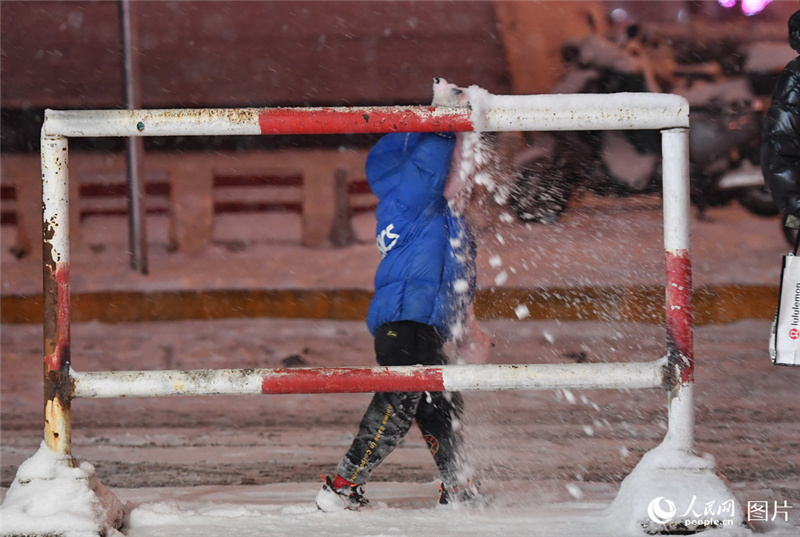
[606,437,746,535]
[0,441,124,537]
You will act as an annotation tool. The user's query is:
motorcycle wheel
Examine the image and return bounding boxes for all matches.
[739,186,780,217]
[510,159,576,224]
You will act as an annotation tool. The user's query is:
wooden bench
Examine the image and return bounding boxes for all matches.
[212,173,304,215]
[1,149,371,259]
[79,170,171,221]
[348,178,378,215]
[1,183,17,226]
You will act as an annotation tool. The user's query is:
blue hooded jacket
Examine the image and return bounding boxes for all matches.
[365,132,477,339]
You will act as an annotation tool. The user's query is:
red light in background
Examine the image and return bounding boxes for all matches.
[718,0,772,16]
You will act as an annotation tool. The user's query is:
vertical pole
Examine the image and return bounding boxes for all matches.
[661,127,694,452]
[41,134,74,461]
[120,0,148,273]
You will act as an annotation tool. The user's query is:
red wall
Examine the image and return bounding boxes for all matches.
[1,1,510,109]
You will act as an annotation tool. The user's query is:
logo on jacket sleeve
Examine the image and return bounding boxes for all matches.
[377,223,400,258]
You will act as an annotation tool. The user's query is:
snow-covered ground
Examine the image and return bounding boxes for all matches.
[2,316,799,536]
[2,192,799,535]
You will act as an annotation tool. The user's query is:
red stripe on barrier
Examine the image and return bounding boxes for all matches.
[44,261,71,373]
[665,250,694,383]
[261,367,446,394]
[258,107,473,135]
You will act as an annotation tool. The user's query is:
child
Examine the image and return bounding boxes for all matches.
[315,128,488,511]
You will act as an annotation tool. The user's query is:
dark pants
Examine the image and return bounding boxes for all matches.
[335,321,466,488]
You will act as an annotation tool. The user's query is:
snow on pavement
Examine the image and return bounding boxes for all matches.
[2,318,799,536]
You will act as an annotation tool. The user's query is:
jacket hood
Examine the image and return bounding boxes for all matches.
[365,133,420,199]
[790,9,800,53]
[365,132,455,200]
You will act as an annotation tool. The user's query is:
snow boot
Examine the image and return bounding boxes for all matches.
[315,475,369,512]
[437,478,486,508]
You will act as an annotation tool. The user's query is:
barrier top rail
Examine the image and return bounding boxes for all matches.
[42,92,689,138]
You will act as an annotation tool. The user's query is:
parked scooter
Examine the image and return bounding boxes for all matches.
[680,78,777,217]
[509,24,779,223]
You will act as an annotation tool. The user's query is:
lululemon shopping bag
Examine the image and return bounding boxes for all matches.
[770,231,800,366]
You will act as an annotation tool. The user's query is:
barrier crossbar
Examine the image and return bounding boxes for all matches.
[39,93,694,467]
[72,361,667,398]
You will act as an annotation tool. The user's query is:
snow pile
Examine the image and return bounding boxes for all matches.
[0,441,124,537]
[607,437,745,535]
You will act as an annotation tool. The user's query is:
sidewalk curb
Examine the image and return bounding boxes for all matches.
[0,284,777,325]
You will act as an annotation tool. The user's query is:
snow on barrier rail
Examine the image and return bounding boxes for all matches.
[22,92,743,534]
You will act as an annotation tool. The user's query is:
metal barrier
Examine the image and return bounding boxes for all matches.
[40,93,693,468]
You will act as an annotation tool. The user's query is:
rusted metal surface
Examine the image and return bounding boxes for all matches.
[42,108,264,138]
[41,134,74,459]
[41,94,691,140]
[258,106,473,135]
[42,106,473,138]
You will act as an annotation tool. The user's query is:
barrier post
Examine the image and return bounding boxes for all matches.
[662,127,695,452]
[41,133,74,462]
[606,126,742,533]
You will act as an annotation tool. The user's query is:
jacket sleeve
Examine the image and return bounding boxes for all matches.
[761,59,800,215]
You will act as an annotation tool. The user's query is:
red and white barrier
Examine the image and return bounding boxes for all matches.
[72,360,666,399]
[40,92,694,461]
